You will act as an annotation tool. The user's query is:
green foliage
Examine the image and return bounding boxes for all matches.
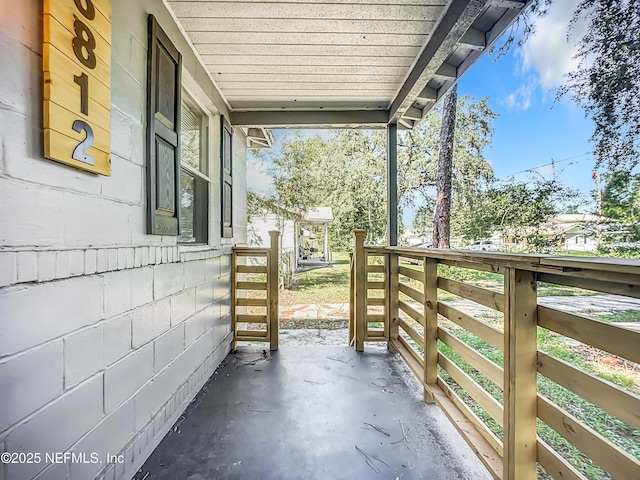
[400,95,497,237]
[461,176,578,252]
[600,172,640,222]
[500,0,640,172]
[561,0,640,172]
[251,96,498,250]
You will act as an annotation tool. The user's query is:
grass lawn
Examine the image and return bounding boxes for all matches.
[280,252,352,306]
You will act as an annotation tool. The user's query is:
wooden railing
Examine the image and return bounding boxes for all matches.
[351,231,640,480]
[231,231,279,351]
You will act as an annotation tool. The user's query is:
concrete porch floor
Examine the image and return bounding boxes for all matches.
[133,346,491,480]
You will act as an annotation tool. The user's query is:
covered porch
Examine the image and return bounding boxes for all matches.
[140,233,640,480]
[155,1,638,478]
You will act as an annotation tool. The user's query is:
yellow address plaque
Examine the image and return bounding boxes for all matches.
[43,0,112,176]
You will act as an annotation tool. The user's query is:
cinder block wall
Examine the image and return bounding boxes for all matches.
[0,1,247,479]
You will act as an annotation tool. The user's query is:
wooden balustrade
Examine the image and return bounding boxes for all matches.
[351,231,640,480]
[232,231,280,350]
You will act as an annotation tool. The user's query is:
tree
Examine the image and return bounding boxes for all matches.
[398,94,497,241]
[476,176,579,252]
[598,171,640,242]
[433,84,458,248]
[250,131,389,250]
[503,0,640,172]
[600,172,640,223]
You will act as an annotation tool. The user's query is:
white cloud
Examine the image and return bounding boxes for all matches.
[536,164,554,178]
[501,80,535,111]
[520,0,587,90]
[246,158,274,195]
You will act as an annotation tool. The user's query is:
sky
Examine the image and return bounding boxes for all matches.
[247,0,611,224]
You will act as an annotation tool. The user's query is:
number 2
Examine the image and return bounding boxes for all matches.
[72,120,95,165]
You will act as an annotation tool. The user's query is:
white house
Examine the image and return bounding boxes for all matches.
[249,206,334,270]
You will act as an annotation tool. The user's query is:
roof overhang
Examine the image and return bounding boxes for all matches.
[167,0,530,129]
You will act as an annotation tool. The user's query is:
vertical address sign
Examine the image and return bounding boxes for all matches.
[43,0,112,175]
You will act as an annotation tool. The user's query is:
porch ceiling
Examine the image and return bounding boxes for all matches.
[167,0,529,128]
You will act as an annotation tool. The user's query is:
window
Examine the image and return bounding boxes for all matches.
[178,100,209,243]
[221,116,233,238]
[146,15,181,235]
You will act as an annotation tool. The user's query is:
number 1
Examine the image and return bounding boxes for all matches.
[73,73,89,115]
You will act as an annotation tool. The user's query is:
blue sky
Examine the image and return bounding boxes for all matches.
[248,0,613,222]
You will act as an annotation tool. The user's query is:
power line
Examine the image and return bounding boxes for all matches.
[499,152,593,179]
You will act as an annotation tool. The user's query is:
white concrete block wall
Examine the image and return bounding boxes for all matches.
[0,0,247,479]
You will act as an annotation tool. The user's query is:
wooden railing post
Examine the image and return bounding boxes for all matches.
[349,252,355,346]
[423,257,438,404]
[354,229,366,352]
[231,248,237,350]
[387,252,399,352]
[268,231,280,351]
[504,268,538,480]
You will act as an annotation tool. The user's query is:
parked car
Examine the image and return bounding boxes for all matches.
[468,239,502,251]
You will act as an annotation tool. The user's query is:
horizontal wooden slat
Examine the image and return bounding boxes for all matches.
[438,277,505,312]
[183,16,436,36]
[537,395,640,480]
[438,353,503,427]
[538,272,640,299]
[236,314,267,324]
[366,314,385,323]
[399,300,424,326]
[398,265,423,281]
[235,335,270,342]
[236,298,267,307]
[236,281,267,290]
[394,336,424,379]
[540,266,640,287]
[438,302,503,351]
[539,256,640,277]
[538,306,640,364]
[367,281,385,290]
[366,297,385,306]
[366,330,386,340]
[435,378,504,459]
[366,264,385,273]
[399,282,425,304]
[537,438,587,480]
[236,330,268,340]
[537,351,640,431]
[439,258,504,275]
[233,249,269,256]
[438,327,503,389]
[236,265,267,274]
[399,252,425,261]
[173,3,445,22]
[399,318,423,347]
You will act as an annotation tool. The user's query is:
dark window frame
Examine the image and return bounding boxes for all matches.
[221,115,233,238]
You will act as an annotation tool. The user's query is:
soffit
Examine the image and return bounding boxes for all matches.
[166,0,529,128]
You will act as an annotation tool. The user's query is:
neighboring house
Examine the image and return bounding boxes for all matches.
[545,214,616,252]
[249,206,334,270]
[400,229,430,246]
[500,214,617,251]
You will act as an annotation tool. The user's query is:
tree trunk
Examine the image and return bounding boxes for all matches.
[433,83,458,248]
